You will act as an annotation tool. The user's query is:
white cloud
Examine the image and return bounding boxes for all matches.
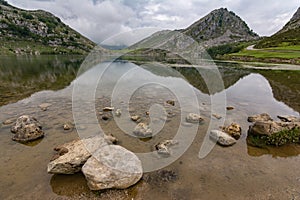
[7,0,300,44]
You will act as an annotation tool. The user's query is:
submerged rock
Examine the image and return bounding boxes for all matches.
[47,136,108,174]
[2,119,15,125]
[248,113,273,123]
[131,115,141,122]
[133,123,152,138]
[155,140,178,156]
[210,130,237,147]
[11,115,44,143]
[104,134,118,144]
[166,100,175,106]
[186,113,204,124]
[39,103,52,111]
[222,123,242,140]
[115,109,122,117]
[63,123,73,131]
[82,145,143,190]
[226,106,235,110]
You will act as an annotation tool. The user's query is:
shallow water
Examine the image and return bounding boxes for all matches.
[0,56,300,199]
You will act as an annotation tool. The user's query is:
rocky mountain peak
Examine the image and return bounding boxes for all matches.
[290,7,300,22]
[183,7,258,46]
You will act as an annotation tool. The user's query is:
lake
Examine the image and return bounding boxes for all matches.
[0,55,300,199]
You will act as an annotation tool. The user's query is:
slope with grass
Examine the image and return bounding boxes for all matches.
[0,0,95,55]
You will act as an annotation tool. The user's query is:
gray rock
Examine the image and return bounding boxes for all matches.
[47,136,108,174]
[115,109,122,117]
[133,123,152,138]
[155,140,178,156]
[222,123,242,140]
[2,119,15,125]
[82,145,143,190]
[131,115,141,122]
[210,130,237,147]
[11,115,44,143]
[186,113,204,123]
[104,134,118,144]
[11,115,41,133]
[248,120,300,137]
[248,121,283,136]
[248,113,273,123]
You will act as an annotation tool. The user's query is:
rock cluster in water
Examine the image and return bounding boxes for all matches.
[47,136,143,190]
[210,123,242,147]
[247,113,300,147]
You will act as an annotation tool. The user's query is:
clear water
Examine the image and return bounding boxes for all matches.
[0,56,300,199]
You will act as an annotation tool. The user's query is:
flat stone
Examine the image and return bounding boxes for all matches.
[2,119,15,125]
[248,113,273,123]
[82,145,143,190]
[47,136,108,174]
[186,113,204,124]
[39,103,52,111]
[210,130,237,147]
[103,107,114,111]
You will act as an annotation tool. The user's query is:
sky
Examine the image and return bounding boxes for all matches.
[7,0,300,46]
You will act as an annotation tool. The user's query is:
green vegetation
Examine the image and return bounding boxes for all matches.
[247,128,300,147]
[255,29,300,48]
[229,49,300,59]
[0,1,95,55]
[206,42,252,58]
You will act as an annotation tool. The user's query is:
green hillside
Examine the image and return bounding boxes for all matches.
[0,0,95,55]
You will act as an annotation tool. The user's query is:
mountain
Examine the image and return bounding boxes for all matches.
[182,8,258,47]
[130,8,258,51]
[255,7,300,48]
[0,0,95,55]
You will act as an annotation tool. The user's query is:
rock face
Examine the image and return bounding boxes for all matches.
[133,123,152,138]
[186,113,204,123]
[210,130,237,146]
[82,145,143,190]
[47,136,108,174]
[11,115,44,142]
[222,123,242,140]
[248,113,273,123]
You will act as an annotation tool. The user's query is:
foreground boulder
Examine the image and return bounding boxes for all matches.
[210,130,237,146]
[11,115,44,143]
[47,136,108,174]
[247,114,300,147]
[82,145,143,190]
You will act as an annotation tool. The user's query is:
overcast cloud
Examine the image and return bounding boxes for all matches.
[7,0,300,45]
